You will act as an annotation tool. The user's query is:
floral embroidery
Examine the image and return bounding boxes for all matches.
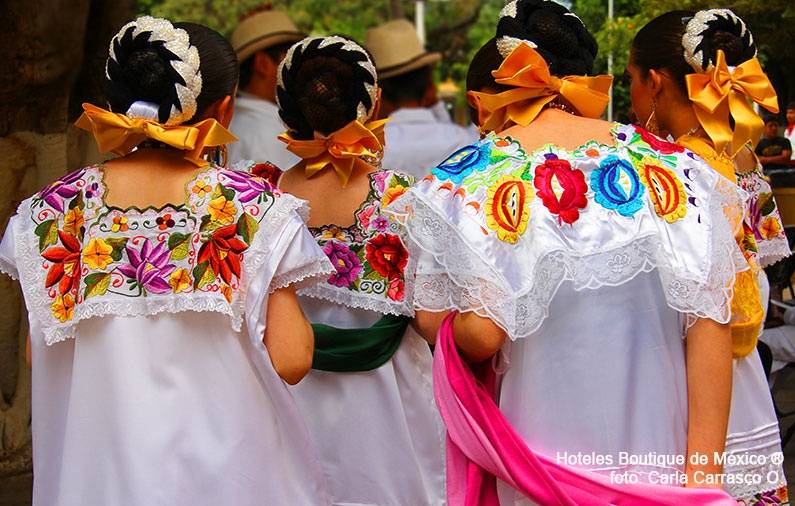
[30,166,278,325]
[366,233,409,280]
[533,154,588,225]
[324,240,363,288]
[633,126,685,155]
[760,216,782,240]
[737,485,788,506]
[590,155,645,217]
[636,156,687,223]
[433,143,492,184]
[485,175,533,243]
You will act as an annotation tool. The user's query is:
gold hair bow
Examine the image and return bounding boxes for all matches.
[685,50,779,157]
[467,43,613,133]
[75,103,238,167]
[278,119,388,188]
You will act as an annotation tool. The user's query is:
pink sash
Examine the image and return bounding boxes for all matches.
[433,312,736,506]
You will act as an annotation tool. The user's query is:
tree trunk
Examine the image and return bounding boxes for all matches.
[390,0,405,19]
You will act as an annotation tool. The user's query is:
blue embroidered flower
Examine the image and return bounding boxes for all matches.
[432,143,492,184]
[590,155,645,217]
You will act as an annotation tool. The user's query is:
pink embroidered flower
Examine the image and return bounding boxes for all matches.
[356,203,377,230]
[118,239,177,294]
[223,170,274,202]
[372,171,391,193]
[387,278,405,301]
[371,215,389,232]
[39,169,84,213]
[323,240,362,288]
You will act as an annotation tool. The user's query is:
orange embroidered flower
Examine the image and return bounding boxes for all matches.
[51,293,75,323]
[208,195,236,224]
[760,216,782,240]
[636,156,687,223]
[169,268,191,294]
[585,148,600,158]
[381,185,407,207]
[82,238,114,270]
[197,224,248,285]
[42,230,81,295]
[486,176,533,243]
[111,215,128,232]
[63,207,84,236]
[192,180,212,198]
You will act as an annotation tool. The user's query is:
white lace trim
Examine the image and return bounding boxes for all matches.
[758,241,792,269]
[297,285,414,317]
[270,256,333,293]
[0,256,18,280]
[391,176,743,339]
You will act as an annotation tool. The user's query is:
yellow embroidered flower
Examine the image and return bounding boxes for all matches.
[63,207,84,236]
[381,185,407,207]
[321,226,347,242]
[485,176,533,244]
[169,268,191,294]
[636,156,687,224]
[82,238,114,270]
[220,284,233,303]
[208,196,236,224]
[192,180,212,198]
[760,216,782,240]
[111,215,128,232]
[51,293,75,322]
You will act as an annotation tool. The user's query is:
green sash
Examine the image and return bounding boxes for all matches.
[311,314,410,372]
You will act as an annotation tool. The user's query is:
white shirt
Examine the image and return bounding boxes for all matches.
[785,124,795,161]
[382,107,478,178]
[228,92,300,170]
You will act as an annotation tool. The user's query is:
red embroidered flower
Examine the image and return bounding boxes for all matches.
[42,230,81,295]
[533,157,588,225]
[387,278,405,302]
[634,126,684,154]
[365,233,408,280]
[197,224,249,285]
[156,213,175,230]
[251,162,283,188]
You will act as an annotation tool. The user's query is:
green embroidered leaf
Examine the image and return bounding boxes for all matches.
[192,262,216,290]
[220,184,235,202]
[83,272,111,299]
[759,192,776,216]
[167,232,191,260]
[199,214,223,233]
[211,183,224,200]
[106,237,128,262]
[68,192,84,210]
[236,213,259,245]
[35,219,58,252]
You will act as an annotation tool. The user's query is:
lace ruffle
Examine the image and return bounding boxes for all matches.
[270,256,334,293]
[391,173,745,339]
[297,285,414,317]
[758,240,792,269]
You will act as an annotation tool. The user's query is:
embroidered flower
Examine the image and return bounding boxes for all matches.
[356,203,377,231]
[197,224,248,285]
[533,156,588,225]
[761,216,783,240]
[224,170,273,202]
[117,239,177,294]
[208,195,237,224]
[43,230,81,295]
[250,163,282,188]
[221,284,233,303]
[371,215,389,233]
[432,143,492,184]
[585,148,601,158]
[38,169,84,213]
[372,171,391,193]
[85,182,100,199]
[634,126,684,154]
[637,157,687,223]
[63,207,85,237]
[365,233,408,280]
[169,268,191,294]
[382,185,407,208]
[323,240,363,288]
[82,238,114,270]
[387,278,405,302]
[485,176,533,243]
[590,155,645,217]
[51,293,75,323]
[192,180,212,198]
[111,215,128,232]
[320,226,348,242]
[156,213,175,230]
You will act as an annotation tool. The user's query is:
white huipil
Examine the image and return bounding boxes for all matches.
[0,165,334,506]
[390,124,751,505]
[228,92,300,170]
[288,168,446,506]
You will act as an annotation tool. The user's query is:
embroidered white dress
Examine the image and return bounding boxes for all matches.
[389,124,757,504]
[286,168,447,506]
[0,165,334,506]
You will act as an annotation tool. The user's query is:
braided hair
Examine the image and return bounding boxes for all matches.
[276,36,378,140]
[496,0,598,77]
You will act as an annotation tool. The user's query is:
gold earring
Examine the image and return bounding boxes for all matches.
[645,99,660,135]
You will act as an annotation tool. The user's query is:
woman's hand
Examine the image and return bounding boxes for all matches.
[263,285,314,385]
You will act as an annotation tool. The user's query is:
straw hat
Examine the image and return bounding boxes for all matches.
[365,19,441,79]
[231,10,305,63]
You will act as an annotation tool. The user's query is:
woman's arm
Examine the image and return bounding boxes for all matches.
[262,285,314,385]
[684,317,732,488]
[413,310,507,362]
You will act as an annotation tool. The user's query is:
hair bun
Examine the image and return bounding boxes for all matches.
[682,9,756,73]
[496,0,597,77]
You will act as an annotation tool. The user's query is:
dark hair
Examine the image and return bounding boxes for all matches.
[787,102,795,111]
[277,37,376,140]
[764,116,780,126]
[380,65,433,105]
[496,0,597,77]
[238,41,294,89]
[466,37,507,94]
[631,10,755,93]
[105,20,238,123]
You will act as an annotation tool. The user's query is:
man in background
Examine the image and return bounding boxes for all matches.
[785,102,795,168]
[229,9,304,168]
[365,20,477,179]
[756,116,793,174]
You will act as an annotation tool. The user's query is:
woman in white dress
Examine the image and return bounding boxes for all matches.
[628,10,789,504]
[0,17,334,506]
[264,36,445,506]
[389,1,747,504]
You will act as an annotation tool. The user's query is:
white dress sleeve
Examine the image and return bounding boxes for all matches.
[0,213,20,280]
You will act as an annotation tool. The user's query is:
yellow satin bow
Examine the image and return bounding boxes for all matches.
[686,50,779,157]
[75,103,238,167]
[467,43,613,133]
[278,119,388,188]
